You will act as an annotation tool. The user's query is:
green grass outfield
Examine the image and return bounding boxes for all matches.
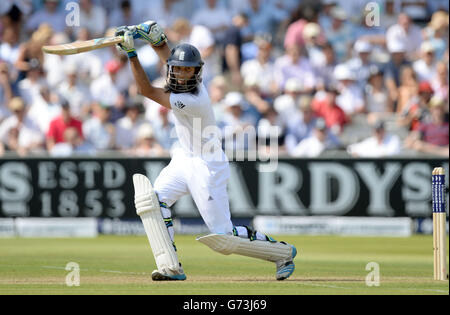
[0,235,448,295]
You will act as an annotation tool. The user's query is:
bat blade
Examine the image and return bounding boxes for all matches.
[42,36,124,55]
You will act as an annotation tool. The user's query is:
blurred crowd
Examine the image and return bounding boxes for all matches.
[0,0,448,158]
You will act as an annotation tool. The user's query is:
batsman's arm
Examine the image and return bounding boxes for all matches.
[151,41,171,66]
[129,56,171,109]
[117,25,172,109]
[117,28,171,109]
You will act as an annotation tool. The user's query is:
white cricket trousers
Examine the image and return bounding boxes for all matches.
[154,149,234,234]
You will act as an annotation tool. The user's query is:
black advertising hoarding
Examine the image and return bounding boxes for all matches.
[0,158,447,219]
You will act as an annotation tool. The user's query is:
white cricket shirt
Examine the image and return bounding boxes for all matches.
[169,83,224,160]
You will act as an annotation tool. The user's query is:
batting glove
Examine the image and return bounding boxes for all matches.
[116,30,137,58]
[133,20,167,46]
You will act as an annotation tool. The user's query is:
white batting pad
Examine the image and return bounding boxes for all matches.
[196,234,293,262]
[133,174,181,275]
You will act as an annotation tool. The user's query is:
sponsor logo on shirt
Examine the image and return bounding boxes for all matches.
[174,101,186,109]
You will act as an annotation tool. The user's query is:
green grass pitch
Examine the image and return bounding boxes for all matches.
[0,235,448,295]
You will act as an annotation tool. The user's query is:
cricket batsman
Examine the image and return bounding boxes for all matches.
[115,21,297,281]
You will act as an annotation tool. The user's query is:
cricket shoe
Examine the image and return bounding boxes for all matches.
[151,264,186,281]
[275,242,297,281]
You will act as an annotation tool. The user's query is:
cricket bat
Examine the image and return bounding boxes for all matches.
[42,36,124,55]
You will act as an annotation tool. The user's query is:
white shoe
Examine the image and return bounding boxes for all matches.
[151,264,186,281]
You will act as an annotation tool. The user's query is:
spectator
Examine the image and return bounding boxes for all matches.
[333,0,367,21]
[143,0,187,30]
[227,0,250,16]
[314,41,338,90]
[245,0,286,37]
[380,0,398,30]
[17,58,47,106]
[192,0,232,42]
[243,76,271,117]
[108,0,140,29]
[43,32,71,89]
[0,1,448,159]
[386,12,423,60]
[311,84,348,135]
[89,27,122,71]
[347,120,402,157]
[25,0,66,34]
[129,123,166,157]
[257,107,286,155]
[208,75,227,122]
[46,100,84,152]
[153,106,176,152]
[384,41,412,110]
[285,3,323,49]
[135,41,161,82]
[57,62,92,120]
[0,97,44,156]
[240,34,277,98]
[49,126,96,157]
[273,77,303,124]
[422,11,448,61]
[28,83,61,133]
[274,44,317,94]
[290,117,340,157]
[90,59,123,107]
[346,40,377,90]
[318,0,337,31]
[353,5,387,40]
[268,0,298,19]
[413,41,438,82]
[15,23,53,82]
[113,54,134,94]
[365,66,394,124]
[404,96,449,156]
[141,77,167,123]
[0,62,13,120]
[0,1,32,35]
[397,80,434,131]
[284,95,318,155]
[325,6,354,62]
[0,26,21,80]
[396,66,419,114]
[426,1,450,13]
[75,0,107,38]
[220,92,257,152]
[115,101,148,151]
[430,61,449,101]
[400,0,429,22]
[83,102,116,151]
[65,28,105,82]
[303,22,327,69]
[333,63,365,116]
[222,12,249,88]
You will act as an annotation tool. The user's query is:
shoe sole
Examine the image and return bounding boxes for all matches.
[151,271,186,281]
